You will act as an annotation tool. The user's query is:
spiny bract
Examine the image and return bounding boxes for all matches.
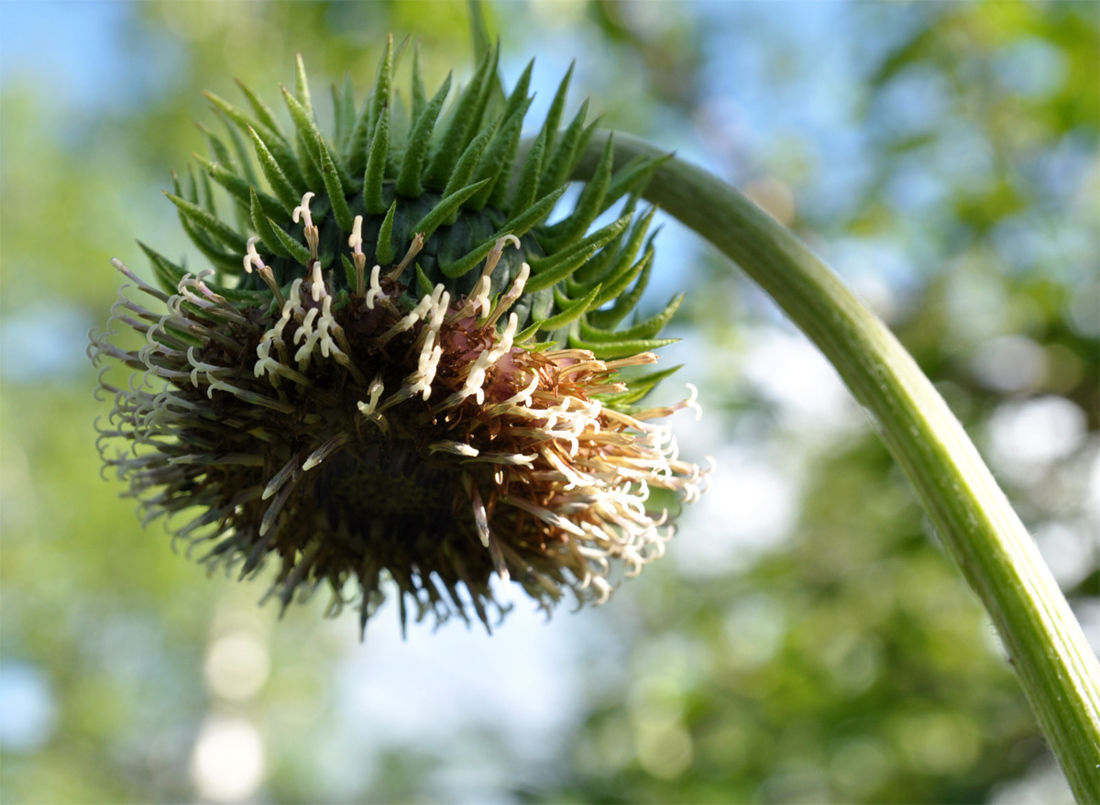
[90,39,709,634]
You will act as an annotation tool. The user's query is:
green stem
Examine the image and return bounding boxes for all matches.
[573,131,1100,801]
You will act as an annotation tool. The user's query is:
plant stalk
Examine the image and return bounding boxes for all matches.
[571,131,1100,801]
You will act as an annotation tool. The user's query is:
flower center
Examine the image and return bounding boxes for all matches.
[92,240,709,633]
[311,440,460,544]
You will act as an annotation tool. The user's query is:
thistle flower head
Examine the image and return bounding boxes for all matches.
[90,40,709,633]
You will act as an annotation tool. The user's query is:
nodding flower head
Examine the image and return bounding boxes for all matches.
[89,40,710,634]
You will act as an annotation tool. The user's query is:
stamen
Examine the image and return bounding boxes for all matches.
[348,215,363,254]
[294,335,322,367]
[459,452,537,466]
[186,346,230,387]
[457,313,520,405]
[406,343,442,400]
[603,353,659,370]
[302,433,349,471]
[259,473,297,537]
[254,355,311,386]
[541,447,590,486]
[365,265,384,310]
[310,260,326,302]
[480,234,522,280]
[205,380,297,413]
[243,236,265,274]
[500,495,586,537]
[446,276,490,324]
[168,453,266,468]
[287,278,304,312]
[263,455,300,500]
[426,284,449,332]
[350,216,367,296]
[110,258,170,302]
[685,383,703,421]
[292,191,320,258]
[469,482,491,547]
[357,376,385,416]
[471,277,492,319]
[492,373,539,410]
[632,384,704,422]
[576,545,612,575]
[558,360,608,380]
[376,294,434,347]
[387,232,425,280]
[485,263,530,328]
[429,441,480,458]
[487,531,509,583]
[295,307,320,344]
[589,576,613,606]
[291,191,315,229]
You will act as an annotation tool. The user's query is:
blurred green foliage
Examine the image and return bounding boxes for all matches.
[0,1,1095,803]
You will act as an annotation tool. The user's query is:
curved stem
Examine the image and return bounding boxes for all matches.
[572,131,1100,801]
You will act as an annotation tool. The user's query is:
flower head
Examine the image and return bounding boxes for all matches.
[90,41,709,633]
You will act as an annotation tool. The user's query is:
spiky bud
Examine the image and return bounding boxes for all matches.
[90,40,709,634]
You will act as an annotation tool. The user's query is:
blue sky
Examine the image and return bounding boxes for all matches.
[2,2,136,110]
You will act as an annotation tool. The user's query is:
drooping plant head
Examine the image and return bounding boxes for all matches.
[91,38,708,634]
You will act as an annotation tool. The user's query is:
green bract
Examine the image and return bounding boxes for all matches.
[157,39,679,364]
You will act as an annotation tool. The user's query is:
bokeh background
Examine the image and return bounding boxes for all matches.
[1,1,1097,802]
